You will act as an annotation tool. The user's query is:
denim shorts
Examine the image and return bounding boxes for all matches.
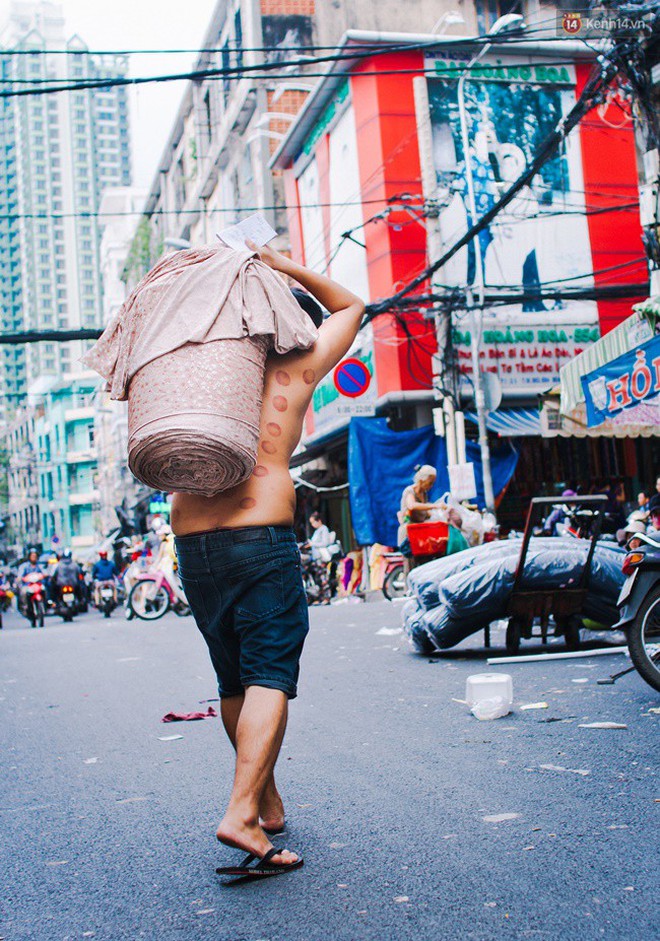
[174,526,309,699]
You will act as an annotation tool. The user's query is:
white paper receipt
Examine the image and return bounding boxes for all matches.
[216,213,277,251]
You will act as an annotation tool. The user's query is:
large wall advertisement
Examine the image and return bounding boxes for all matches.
[426,53,601,395]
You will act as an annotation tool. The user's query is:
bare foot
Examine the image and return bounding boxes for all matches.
[259,783,285,832]
[216,815,298,866]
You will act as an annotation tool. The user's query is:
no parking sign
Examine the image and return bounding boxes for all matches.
[333,358,372,398]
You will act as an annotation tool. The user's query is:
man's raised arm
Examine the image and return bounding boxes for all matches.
[247,240,366,379]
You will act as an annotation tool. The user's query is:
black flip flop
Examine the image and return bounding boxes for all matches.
[216,847,304,879]
[262,823,286,835]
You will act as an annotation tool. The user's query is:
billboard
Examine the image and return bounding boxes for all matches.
[425,53,600,396]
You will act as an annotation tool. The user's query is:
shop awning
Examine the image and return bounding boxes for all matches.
[552,298,660,437]
[559,308,653,414]
[540,391,660,438]
[466,407,541,436]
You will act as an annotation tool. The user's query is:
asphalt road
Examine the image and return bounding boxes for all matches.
[1,599,658,941]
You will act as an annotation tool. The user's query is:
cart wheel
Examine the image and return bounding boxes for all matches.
[563,616,582,651]
[506,618,522,654]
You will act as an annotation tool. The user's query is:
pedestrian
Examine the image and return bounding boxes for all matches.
[648,493,660,533]
[396,465,437,573]
[542,488,576,536]
[307,512,333,560]
[170,239,365,879]
[634,491,650,521]
[623,519,647,550]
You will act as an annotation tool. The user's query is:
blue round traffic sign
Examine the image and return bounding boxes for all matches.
[333,358,372,398]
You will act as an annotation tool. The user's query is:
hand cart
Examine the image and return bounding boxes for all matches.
[505,495,608,654]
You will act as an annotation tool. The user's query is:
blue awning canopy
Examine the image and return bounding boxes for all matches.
[466,407,541,436]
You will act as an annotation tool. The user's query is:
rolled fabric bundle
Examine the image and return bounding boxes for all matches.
[82,244,319,496]
[127,336,268,495]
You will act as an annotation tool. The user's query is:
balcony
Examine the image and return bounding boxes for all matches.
[65,406,95,422]
[66,448,97,464]
[69,489,100,506]
[71,534,95,549]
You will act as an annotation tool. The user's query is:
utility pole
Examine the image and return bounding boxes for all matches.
[455,13,526,514]
[412,15,525,514]
[413,76,467,471]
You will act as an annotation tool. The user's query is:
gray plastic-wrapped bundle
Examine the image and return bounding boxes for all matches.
[83,245,318,496]
[401,598,435,655]
[409,538,625,651]
[408,539,524,608]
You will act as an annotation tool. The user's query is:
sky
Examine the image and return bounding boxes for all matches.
[0,0,219,191]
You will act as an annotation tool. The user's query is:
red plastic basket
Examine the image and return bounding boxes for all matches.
[407,521,449,557]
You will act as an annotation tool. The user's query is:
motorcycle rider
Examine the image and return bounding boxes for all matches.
[17,548,43,613]
[91,549,119,606]
[52,549,83,605]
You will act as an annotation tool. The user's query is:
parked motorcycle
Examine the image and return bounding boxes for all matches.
[615,531,660,692]
[128,570,190,621]
[55,582,79,622]
[0,580,14,629]
[96,579,118,619]
[297,544,331,605]
[21,572,46,628]
[382,551,406,601]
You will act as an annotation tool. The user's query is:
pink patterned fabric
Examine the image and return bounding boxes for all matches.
[83,245,318,496]
[83,244,318,400]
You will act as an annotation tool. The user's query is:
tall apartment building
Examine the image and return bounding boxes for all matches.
[0,1,132,552]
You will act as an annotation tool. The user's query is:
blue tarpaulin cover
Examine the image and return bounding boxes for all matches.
[348,417,518,546]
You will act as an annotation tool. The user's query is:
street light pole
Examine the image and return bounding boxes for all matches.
[456,13,525,514]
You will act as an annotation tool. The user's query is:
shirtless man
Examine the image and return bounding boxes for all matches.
[171,240,365,878]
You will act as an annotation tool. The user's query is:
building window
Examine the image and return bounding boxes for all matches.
[476,0,522,34]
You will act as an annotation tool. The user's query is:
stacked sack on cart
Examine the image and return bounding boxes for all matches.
[402,538,626,654]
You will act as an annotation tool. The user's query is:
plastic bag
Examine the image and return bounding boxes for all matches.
[471,696,511,720]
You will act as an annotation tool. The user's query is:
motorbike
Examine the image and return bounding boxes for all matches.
[0,581,14,629]
[381,551,406,601]
[55,582,79,622]
[297,542,333,605]
[21,572,47,628]
[614,531,660,692]
[96,579,118,619]
[127,569,190,621]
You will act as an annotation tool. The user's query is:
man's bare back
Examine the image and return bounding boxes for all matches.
[171,241,365,537]
[171,349,319,534]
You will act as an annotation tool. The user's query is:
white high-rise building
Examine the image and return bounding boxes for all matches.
[0,2,132,551]
[0,1,130,396]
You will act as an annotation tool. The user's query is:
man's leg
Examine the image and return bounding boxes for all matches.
[220,694,286,831]
[216,686,297,864]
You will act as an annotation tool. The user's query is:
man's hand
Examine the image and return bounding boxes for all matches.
[246,238,291,274]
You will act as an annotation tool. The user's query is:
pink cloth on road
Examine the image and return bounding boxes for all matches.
[82,244,318,495]
[161,706,218,722]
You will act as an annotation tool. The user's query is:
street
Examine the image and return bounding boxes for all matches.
[1,601,658,941]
